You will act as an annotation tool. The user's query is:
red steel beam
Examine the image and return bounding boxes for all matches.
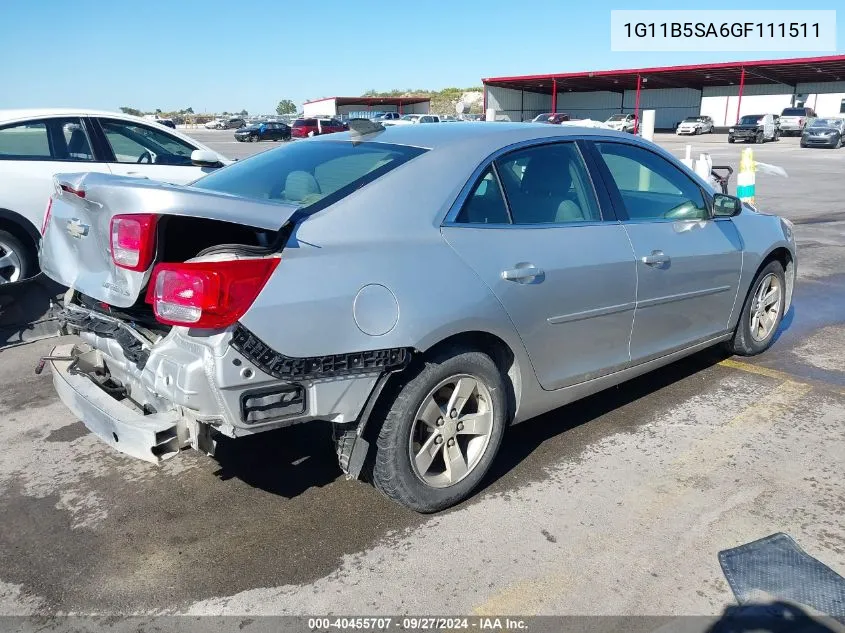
[736,67,746,124]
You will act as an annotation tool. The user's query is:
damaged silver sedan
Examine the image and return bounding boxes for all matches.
[39,123,796,512]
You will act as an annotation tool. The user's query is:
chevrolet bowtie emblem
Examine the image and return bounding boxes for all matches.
[66,218,90,239]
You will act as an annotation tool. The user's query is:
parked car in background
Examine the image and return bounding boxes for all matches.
[234,121,292,142]
[39,123,794,513]
[779,107,817,136]
[219,116,247,130]
[676,116,714,135]
[728,114,778,143]
[372,112,401,122]
[384,114,442,126]
[204,118,224,129]
[155,118,176,129]
[531,113,570,124]
[290,118,347,138]
[0,108,229,283]
[604,113,637,132]
[800,117,845,148]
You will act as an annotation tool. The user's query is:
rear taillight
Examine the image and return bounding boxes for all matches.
[799,118,805,125]
[110,214,157,271]
[41,198,53,235]
[146,258,280,329]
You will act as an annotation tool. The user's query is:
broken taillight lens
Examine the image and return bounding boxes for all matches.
[147,258,280,329]
[41,198,53,236]
[110,214,158,271]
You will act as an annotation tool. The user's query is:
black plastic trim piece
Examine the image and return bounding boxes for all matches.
[231,324,410,380]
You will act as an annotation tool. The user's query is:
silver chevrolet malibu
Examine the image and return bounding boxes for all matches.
[39,123,795,512]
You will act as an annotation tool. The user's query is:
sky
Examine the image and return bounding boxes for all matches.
[0,0,842,115]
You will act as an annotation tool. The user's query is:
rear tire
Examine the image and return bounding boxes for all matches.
[728,137,735,144]
[0,229,35,284]
[726,260,786,356]
[756,131,764,144]
[371,348,507,513]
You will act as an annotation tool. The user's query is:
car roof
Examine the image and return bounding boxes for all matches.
[0,107,155,124]
[311,121,640,152]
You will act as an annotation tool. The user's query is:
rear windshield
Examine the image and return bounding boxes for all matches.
[293,119,317,127]
[781,109,807,116]
[808,118,841,127]
[192,141,427,211]
[608,114,626,121]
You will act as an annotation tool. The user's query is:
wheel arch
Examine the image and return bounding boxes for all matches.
[0,207,40,248]
[757,246,795,312]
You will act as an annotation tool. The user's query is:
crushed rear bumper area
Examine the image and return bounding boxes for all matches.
[49,343,188,462]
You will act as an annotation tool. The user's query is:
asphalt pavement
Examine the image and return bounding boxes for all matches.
[0,129,843,622]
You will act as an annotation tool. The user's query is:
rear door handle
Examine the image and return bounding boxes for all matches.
[641,251,670,267]
[501,264,544,282]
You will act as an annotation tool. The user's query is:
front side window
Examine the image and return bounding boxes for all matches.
[99,119,196,165]
[0,121,50,158]
[455,167,510,224]
[495,143,601,225]
[193,140,426,212]
[595,142,707,221]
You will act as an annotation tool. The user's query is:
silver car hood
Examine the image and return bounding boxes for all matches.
[39,172,298,307]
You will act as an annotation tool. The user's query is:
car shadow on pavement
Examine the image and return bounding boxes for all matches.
[211,420,343,498]
[0,274,64,349]
[476,346,730,497]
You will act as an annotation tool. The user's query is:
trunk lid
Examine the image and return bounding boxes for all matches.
[39,172,298,308]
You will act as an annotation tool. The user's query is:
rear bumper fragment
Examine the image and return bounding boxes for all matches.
[50,343,188,463]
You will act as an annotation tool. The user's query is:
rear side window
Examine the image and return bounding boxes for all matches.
[781,108,808,116]
[456,167,510,224]
[193,141,427,211]
[294,119,316,127]
[0,121,50,158]
[495,143,601,224]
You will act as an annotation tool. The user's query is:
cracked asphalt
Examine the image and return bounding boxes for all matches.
[0,132,843,620]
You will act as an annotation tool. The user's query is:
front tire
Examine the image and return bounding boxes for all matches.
[371,348,507,513]
[0,229,34,284]
[726,260,786,356]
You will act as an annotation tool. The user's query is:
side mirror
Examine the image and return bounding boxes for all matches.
[191,149,221,167]
[713,193,742,217]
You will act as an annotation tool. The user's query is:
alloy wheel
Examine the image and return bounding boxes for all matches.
[408,374,494,488]
[749,273,781,342]
[0,238,23,284]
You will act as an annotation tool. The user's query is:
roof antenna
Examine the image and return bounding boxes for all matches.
[347,118,385,143]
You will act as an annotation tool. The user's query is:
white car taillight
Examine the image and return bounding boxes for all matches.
[147,258,280,329]
[110,214,158,271]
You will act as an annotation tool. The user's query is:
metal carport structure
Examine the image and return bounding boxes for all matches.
[483,55,845,129]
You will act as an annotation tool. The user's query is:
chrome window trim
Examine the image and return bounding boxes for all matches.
[442,136,606,228]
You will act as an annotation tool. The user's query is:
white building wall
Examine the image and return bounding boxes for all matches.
[622,87,701,129]
[303,99,336,117]
[486,86,551,121]
[555,90,623,122]
[700,82,845,123]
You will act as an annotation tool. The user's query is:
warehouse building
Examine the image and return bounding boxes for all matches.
[482,55,845,129]
[302,96,430,119]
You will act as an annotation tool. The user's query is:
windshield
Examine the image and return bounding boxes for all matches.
[808,118,841,128]
[607,114,626,121]
[781,108,807,116]
[682,117,701,123]
[401,115,420,121]
[192,141,426,211]
[738,116,763,125]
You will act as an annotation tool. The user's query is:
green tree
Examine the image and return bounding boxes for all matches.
[239,109,248,116]
[276,99,297,115]
[119,106,143,117]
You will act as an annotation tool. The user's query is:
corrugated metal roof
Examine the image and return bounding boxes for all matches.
[483,55,845,93]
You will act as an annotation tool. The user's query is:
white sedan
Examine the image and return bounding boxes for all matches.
[383,114,441,126]
[676,116,715,135]
[0,108,229,284]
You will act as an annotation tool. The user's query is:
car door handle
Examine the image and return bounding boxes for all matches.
[641,251,670,266]
[501,264,544,282]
